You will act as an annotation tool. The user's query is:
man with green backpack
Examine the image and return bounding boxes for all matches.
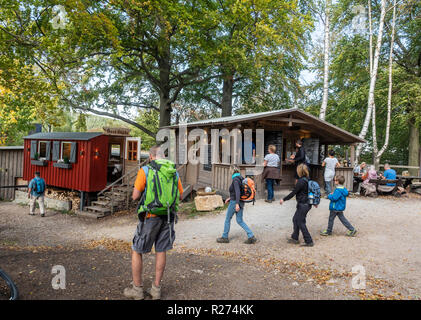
[124,145,183,300]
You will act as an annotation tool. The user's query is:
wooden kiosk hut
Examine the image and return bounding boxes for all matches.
[166,108,365,199]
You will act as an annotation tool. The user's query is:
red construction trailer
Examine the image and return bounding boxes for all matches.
[22,129,142,214]
[23,132,109,192]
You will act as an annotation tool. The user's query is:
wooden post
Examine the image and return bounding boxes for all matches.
[80,191,85,211]
[419,148,421,177]
[350,144,356,167]
[345,148,349,167]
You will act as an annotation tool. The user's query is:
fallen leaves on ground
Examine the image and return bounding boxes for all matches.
[173,245,412,300]
[84,238,132,252]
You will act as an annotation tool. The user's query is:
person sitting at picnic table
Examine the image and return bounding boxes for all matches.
[379,164,406,195]
[353,162,367,176]
[381,163,396,186]
[360,165,378,197]
[352,162,367,194]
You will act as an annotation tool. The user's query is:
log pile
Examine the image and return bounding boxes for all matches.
[45,187,80,211]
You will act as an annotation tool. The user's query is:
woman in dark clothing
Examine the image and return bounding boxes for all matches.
[217,165,257,244]
[287,139,306,183]
[279,163,314,247]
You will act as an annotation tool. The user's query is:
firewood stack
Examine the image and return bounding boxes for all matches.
[45,187,80,211]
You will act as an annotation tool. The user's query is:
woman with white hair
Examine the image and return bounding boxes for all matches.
[361,165,378,196]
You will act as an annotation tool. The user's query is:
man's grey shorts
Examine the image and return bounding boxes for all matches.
[132,216,175,254]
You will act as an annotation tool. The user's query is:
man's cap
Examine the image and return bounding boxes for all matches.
[35,171,40,175]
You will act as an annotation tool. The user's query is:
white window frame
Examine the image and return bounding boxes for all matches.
[38,141,49,159]
[60,141,72,161]
[125,137,141,162]
[109,143,122,160]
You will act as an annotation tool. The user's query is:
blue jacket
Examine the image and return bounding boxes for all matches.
[328,186,348,211]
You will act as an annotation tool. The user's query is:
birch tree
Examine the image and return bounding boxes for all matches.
[319,0,331,121]
[372,0,397,168]
[356,0,387,161]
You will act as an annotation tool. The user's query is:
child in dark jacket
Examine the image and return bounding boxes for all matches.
[320,175,357,237]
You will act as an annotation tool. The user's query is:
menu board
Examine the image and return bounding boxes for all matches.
[303,138,320,165]
[264,131,282,167]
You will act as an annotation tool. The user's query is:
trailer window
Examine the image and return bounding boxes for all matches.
[38,141,48,159]
[61,142,72,161]
[127,141,138,161]
[110,144,121,160]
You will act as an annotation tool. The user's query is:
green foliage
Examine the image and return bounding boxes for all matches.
[305,0,421,164]
[131,110,159,150]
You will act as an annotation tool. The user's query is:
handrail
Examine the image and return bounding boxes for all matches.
[98,159,149,196]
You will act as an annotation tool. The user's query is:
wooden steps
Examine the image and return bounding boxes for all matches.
[181,184,192,201]
[76,210,107,219]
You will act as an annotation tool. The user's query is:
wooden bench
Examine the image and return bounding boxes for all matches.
[368,179,402,196]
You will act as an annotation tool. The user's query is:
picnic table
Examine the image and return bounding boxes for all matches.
[396,175,421,189]
[368,178,402,195]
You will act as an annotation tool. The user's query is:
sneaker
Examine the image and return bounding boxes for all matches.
[346,229,357,237]
[29,213,35,216]
[287,238,299,244]
[216,237,229,243]
[148,283,161,300]
[320,230,332,236]
[244,236,257,244]
[41,213,45,217]
[300,242,314,247]
[123,282,144,300]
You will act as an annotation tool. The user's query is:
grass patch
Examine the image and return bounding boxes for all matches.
[0,239,19,246]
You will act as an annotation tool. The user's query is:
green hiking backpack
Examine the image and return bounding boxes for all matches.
[137,159,179,216]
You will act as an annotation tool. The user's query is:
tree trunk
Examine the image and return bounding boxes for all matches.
[221,74,234,117]
[375,0,396,166]
[159,93,172,128]
[408,117,420,176]
[319,0,330,121]
[356,0,387,161]
[369,0,379,169]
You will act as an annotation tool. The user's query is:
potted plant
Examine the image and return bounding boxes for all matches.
[53,156,72,169]
[31,152,47,166]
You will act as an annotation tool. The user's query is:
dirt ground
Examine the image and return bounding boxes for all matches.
[1,194,420,300]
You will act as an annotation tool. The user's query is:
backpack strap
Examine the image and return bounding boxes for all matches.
[137,165,150,219]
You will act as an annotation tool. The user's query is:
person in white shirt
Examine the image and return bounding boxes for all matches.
[262,145,280,203]
[322,150,340,195]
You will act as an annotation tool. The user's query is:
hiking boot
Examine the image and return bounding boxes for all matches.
[244,236,257,244]
[41,213,45,217]
[29,213,35,216]
[265,199,272,203]
[148,283,161,300]
[346,229,357,237]
[287,238,299,244]
[123,282,144,300]
[300,242,314,247]
[216,237,229,243]
[320,230,332,236]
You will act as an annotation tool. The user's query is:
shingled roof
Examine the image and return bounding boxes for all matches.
[165,108,365,144]
[24,132,103,141]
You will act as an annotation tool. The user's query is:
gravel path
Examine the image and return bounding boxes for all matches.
[1,195,421,299]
